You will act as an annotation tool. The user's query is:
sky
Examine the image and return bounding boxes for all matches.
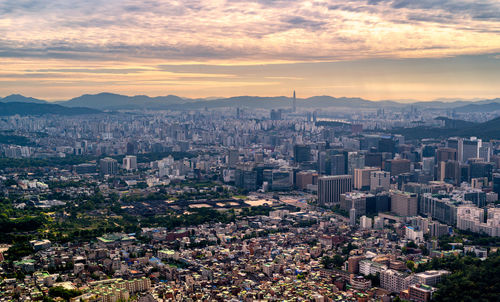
[1,0,500,101]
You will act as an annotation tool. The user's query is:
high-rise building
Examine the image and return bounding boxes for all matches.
[348,152,365,175]
[123,155,137,171]
[436,148,457,163]
[100,157,118,176]
[366,192,391,215]
[470,162,493,181]
[354,167,380,190]
[292,90,296,112]
[437,160,461,184]
[380,269,414,293]
[350,208,357,226]
[271,169,293,191]
[391,191,418,217]
[419,193,458,226]
[462,137,481,162]
[317,175,353,205]
[340,192,373,216]
[126,141,139,155]
[384,159,411,176]
[493,174,500,195]
[370,170,391,191]
[235,169,258,191]
[365,152,383,168]
[294,144,311,163]
[270,109,282,120]
[447,137,463,162]
[378,137,396,154]
[295,170,318,190]
[479,146,491,162]
[227,149,239,168]
[360,216,372,229]
[330,154,346,175]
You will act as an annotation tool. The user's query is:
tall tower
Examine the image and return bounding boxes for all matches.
[293,90,296,112]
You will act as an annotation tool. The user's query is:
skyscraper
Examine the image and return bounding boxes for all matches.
[293,90,296,112]
[317,175,353,205]
[100,157,118,176]
[123,155,137,171]
[330,154,346,175]
[391,191,418,217]
[294,144,311,163]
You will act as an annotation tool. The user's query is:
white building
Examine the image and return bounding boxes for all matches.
[359,260,387,276]
[380,269,414,293]
[360,216,373,229]
[414,270,450,286]
[123,155,137,171]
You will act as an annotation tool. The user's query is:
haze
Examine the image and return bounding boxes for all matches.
[1,0,500,100]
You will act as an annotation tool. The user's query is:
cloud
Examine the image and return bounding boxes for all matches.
[0,0,499,64]
[1,0,500,100]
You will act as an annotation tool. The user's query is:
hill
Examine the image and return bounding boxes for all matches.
[0,102,101,116]
[0,94,47,104]
[60,93,188,110]
[393,116,500,140]
[56,93,416,110]
[2,93,499,111]
[453,100,500,113]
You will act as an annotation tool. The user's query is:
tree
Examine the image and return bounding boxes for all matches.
[406,241,418,249]
[406,260,415,272]
[433,252,500,301]
[48,286,82,300]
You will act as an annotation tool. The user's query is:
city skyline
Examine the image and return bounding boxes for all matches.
[1,0,500,100]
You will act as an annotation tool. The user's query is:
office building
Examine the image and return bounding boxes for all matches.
[366,193,391,215]
[414,270,450,286]
[347,152,365,175]
[391,191,418,217]
[436,147,457,163]
[360,216,372,229]
[385,159,411,176]
[123,155,137,171]
[462,137,481,162]
[330,154,346,175]
[100,157,118,176]
[317,175,353,205]
[378,137,396,154]
[447,137,463,162]
[354,167,379,190]
[294,144,311,163]
[271,169,293,191]
[365,152,383,168]
[227,149,239,168]
[295,170,318,191]
[380,269,414,293]
[493,174,500,195]
[340,192,373,216]
[370,170,391,191]
[419,193,458,226]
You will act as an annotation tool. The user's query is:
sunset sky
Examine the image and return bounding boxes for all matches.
[1,0,500,101]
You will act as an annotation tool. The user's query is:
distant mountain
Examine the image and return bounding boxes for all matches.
[0,94,47,104]
[2,92,500,111]
[0,102,101,116]
[56,93,405,110]
[456,116,500,139]
[394,116,500,140]
[59,93,188,110]
[453,99,500,112]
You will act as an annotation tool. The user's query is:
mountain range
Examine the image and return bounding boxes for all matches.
[1,93,500,112]
[392,116,500,140]
[0,102,100,116]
